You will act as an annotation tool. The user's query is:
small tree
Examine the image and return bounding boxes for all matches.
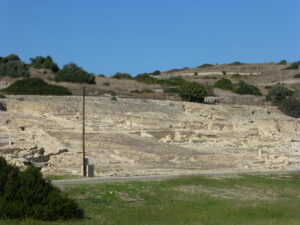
[30,56,59,72]
[179,82,207,103]
[55,63,95,84]
[266,84,294,104]
[111,72,132,79]
[214,78,233,90]
[234,80,262,96]
[0,157,83,220]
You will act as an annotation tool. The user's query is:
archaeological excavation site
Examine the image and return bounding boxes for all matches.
[0,93,299,177]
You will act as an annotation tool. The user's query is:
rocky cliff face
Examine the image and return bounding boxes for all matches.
[0,95,299,176]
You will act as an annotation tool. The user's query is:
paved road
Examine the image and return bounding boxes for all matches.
[52,169,300,185]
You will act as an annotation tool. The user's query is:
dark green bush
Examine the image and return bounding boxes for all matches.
[266,84,294,104]
[0,157,83,220]
[4,78,71,95]
[293,74,300,78]
[0,95,5,98]
[163,87,180,94]
[0,54,29,78]
[197,64,214,68]
[151,70,161,75]
[283,61,300,70]
[135,73,159,84]
[202,75,217,79]
[179,82,207,103]
[165,76,187,86]
[55,63,95,84]
[131,89,154,94]
[278,98,300,118]
[231,73,242,78]
[111,72,132,80]
[234,80,262,96]
[264,85,273,89]
[214,78,233,90]
[277,60,287,65]
[30,56,59,72]
[102,82,110,86]
[229,61,244,66]
[98,74,106,77]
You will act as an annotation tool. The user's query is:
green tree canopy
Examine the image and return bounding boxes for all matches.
[55,63,95,84]
[179,82,207,103]
[30,56,59,72]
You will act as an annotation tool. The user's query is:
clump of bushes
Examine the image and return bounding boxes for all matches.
[231,73,242,78]
[4,78,71,95]
[55,63,95,84]
[151,70,161,75]
[30,56,59,72]
[202,75,217,79]
[283,61,300,70]
[234,80,262,96]
[135,73,159,84]
[264,85,273,89]
[277,98,300,118]
[277,60,287,65]
[179,82,207,103]
[214,78,233,90]
[266,84,294,104]
[0,95,5,98]
[197,64,214,68]
[0,54,29,78]
[229,61,244,66]
[102,82,110,86]
[111,72,132,80]
[293,74,300,78]
[0,157,83,220]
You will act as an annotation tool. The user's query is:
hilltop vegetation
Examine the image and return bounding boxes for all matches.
[4,78,71,95]
[0,54,29,78]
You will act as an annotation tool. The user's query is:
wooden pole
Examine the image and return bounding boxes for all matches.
[82,86,86,177]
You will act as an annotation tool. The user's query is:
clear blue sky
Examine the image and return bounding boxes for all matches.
[1,0,299,76]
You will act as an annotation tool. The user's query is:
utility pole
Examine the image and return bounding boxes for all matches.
[82,86,87,177]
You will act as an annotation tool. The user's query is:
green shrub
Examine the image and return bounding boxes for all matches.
[165,76,187,86]
[293,74,300,78]
[0,95,5,98]
[278,98,300,118]
[151,70,161,75]
[283,61,300,70]
[222,70,227,75]
[0,157,83,220]
[30,56,59,72]
[197,64,214,68]
[0,54,29,78]
[111,72,132,79]
[231,73,242,78]
[229,61,244,66]
[103,82,110,86]
[266,84,294,104]
[264,85,273,89]
[4,78,71,95]
[277,60,287,65]
[98,74,106,77]
[135,73,159,84]
[234,80,262,96]
[55,63,95,84]
[214,78,233,90]
[179,82,207,103]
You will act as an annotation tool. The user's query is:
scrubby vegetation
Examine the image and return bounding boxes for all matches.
[30,56,59,72]
[4,78,71,95]
[0,157,83,221]
[266,84,294,104]
[202,75,217,79]
[229,61,244,66]
[111,72,132,80]
[277,60,287,65]
[231,73,242,78]
[214,78,233,90]
[197,63,214,68]
[135,73,159,84]
[283,61,300,70]
[179,82,207,103]
[131,89,154,94]
[55,63,95,84]
[234,80,262,96]
[293,74,300,78]
[0,54,29,78]
[278,98,300,118]
[0,95,5,98]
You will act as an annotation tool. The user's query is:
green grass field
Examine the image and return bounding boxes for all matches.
[2,173,300,225]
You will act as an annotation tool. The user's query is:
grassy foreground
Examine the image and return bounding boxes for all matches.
[1,173,300,225]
